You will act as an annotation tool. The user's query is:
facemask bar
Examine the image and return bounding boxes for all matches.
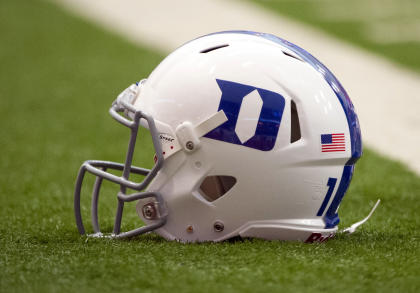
[74,83,167,238]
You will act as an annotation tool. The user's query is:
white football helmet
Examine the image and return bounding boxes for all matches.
[74,31,363,243]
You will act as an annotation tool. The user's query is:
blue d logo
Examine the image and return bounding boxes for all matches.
[204,79,285,151]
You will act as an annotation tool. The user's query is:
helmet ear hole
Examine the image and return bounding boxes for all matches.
[199,176,237,202]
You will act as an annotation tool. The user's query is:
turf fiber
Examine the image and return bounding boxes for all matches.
[0,0,419,292]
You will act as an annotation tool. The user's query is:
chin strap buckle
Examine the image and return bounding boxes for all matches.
[341,199,381,234]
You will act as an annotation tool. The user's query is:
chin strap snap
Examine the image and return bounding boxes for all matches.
[341,199,381,234]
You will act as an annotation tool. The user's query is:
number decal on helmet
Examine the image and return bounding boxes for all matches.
[317,177,338,217]
[204,79,285,151]
[324,165,355,228]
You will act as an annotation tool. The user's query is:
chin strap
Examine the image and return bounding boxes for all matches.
[341,199,381,234]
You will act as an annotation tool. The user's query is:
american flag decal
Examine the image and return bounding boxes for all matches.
[321,133,345,152]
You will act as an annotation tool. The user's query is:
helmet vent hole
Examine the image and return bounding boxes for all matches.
[200,44,229,53]
[282,51,303,62]
[199,176,236,202]
[290,100,301,143]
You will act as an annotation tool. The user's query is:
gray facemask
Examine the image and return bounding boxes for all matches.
[74,82,168,238]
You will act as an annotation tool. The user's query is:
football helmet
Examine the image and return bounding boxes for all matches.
[74,31,363,242]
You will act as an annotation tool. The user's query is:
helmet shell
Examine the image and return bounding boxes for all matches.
[134,31,362,242]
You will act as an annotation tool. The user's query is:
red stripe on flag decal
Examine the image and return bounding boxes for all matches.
[322,149,345,152]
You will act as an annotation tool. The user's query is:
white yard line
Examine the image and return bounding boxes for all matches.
[54,0,420,175]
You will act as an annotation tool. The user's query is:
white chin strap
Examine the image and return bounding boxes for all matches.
[341,199,381,234]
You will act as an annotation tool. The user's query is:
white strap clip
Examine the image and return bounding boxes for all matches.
[116,84,139,107]
[175,110,228,152]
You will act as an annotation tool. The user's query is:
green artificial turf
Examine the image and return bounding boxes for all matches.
[251,0,420,73]
[0,0,419,292]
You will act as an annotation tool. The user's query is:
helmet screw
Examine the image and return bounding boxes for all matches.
[186,225,194,233]
[186,141,194,150]
[142,203,157,220]
[214,221,224,232]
